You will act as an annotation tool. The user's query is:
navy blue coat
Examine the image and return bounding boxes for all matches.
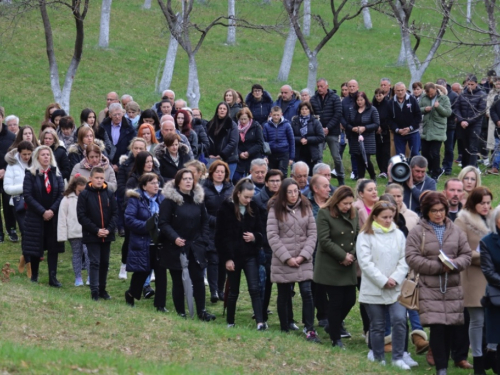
[262,118,295,159]
[291,115,325,162]
[245,91,273,125]
[101,117,136,166]
[310,89,343,135]
[124,189,164,272]
[272,94,300,123]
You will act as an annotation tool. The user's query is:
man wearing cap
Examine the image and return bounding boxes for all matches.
[455,75,487,168]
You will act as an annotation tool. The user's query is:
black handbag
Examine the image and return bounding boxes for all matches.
[12,195,26,213]
[483,285,500,307]
[145,213,161,245]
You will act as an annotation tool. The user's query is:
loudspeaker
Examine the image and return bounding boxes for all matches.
[389,154,411,183]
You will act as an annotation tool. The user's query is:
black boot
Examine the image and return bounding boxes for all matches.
[30,257,40,283]
[473,356,486,375]
[198,310,216,321]
[338,177,345,186]
[49,271,62,288]
[91,291,99,301]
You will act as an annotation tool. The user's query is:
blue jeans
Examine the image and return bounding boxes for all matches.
[228,162,237,180]
[408,309,423,330]
[442,129,455,173]
[492,138,500,169]
[394,132,420,158]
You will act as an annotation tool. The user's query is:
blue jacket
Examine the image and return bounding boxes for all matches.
[245,91,274,125]
[124,189,164,272]
[272,94,300,122]
[262,117,295,159]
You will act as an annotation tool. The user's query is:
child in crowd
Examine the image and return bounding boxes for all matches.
[57,175,89,286]
[77,167,118,301]
[57,116,77,149]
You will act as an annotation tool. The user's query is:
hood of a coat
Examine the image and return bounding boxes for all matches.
[162,179,204,205]
[245,90,273,105]
[435,84,448,96]
[154,142,189,160]
[5,148,19,166]
[68,138,106,155]
[456,208,491,238]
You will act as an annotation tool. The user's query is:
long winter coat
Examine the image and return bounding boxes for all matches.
[77,182,118,244]
[372,98,391,136]
[267,198,317,283]
[314,208,359,286]
[70,155,117,193]
[22,167,65,257]
[345,106,380,155]
[215,199,263,263]
[454,208,491,307]
[455,86,487,128]
[124,189,164,273]
[310,89,342,136]
[357,223,408,305]
[253,186,274,255]
[480,232,500,343]
[49,144,71,181]
[406,218,472,326]
[155,143,193,182]
[116,153,136,200]
[158,181,209,270]
[235,120,264,175]
[486,89,500,150]
[207,117,239,164]
[419,85,452,142]
[290,115,325,163]
[57,192,83,241]
[203,179,234,252]
[245,91,273,125]
[3,149,30,204]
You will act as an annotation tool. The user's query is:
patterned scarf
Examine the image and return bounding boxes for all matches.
[238,119,253,142]
[41,168,51,194]
[299,115,309,137]
[142,190,160,215]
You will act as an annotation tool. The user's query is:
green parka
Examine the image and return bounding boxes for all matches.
[419,84,452,142]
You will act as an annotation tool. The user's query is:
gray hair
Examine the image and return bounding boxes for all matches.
[380,78,391,84]
[292,161,310,176]
[300,88,311,95]
[121,94,133,102]
[312,162,330,175]
[317,78,328,85]
[250,158,268,171]
[436,78,447,86]
[162,89,175,98]
[161,120,175,130]
[394,82,406,90]
[410,155,428,169]
[175,99,187,107]
[5,115,19,125]
[108,102,123,114]
[489,205,500,234]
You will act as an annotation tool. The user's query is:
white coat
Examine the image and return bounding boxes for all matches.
[356,222,409,305]
[57,192,83,241]
[3,149,30,205]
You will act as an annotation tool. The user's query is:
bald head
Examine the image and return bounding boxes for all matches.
[106,92,119,108]
[161,120,176,139]
[160,114,174,124]
[347,80,359,94]
[280,85,293,101]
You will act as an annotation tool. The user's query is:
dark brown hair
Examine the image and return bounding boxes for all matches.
[138,172,159,189]
[298,101,314,115]
[324,185,356,219]
[361,201,397,234]
[174,168,194,190]
[271,178,311,222]
[164,132,181,147]
[420,192,449,221]
[231,178,255,221]
[64,175,87,196]
[208,160,230,182]
[464,187,493,213]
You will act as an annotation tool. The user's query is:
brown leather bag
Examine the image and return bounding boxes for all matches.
[397,230,425,311]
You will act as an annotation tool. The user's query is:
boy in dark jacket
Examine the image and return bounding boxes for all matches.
[77,167,118,301]
[262,106,295,177]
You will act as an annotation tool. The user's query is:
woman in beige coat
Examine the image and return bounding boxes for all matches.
[406,192,471,375]
[454,187,492,374]
[267,178,318,342]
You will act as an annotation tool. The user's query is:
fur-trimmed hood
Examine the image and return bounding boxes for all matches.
[435,84,448,96]
[456,208,491,237]
[161,179,204,205]
[5,148,20,166]
[119,152,160,167]
[126,189,141,199]
[68,138,106,155]
[154,142,190,160]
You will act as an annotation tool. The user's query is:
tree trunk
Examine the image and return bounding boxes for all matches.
[466,0,472,23]
[158,33,178,93]
[485,0,500,75]
[143,0,152,9]
[277,20,297,82]
[306,52,318,92]
[98,0,112,48]
[186,54,200,108]
[226,0,236,45]
[361,0,372,29]
[303,0,310,36]
[396,33,406,66]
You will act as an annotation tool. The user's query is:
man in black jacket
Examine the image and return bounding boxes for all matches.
[455,75,487,167]
[0,107,17,242]
[389,82,422,158]
[437,79,459,175]
[310,78,344,185]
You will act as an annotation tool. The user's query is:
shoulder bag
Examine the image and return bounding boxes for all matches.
[397,230,425,311]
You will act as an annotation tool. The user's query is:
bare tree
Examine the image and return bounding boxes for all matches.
[466,0,472,23]
[303,0,310,36]
[278,0,297,81]
[98,0,112,48]
[227,0,236,45]
[157,27,179,93]
[485,0,500,74]
[143,0,152,9]
[361,0,373,29]
[40,0,89,112]
[284,0,382,91]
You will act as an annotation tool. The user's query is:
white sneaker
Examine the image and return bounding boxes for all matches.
[484,159,490,167]
[367,350,374,362]
[392,359,411,370]
[150,270,155,282]
[86,276,90,286]
[204,277,209,286]
[403,352,418,367]
[119,264,127,280]
[350,171,356,180]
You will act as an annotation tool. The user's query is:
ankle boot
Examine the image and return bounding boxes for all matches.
[26,262,32,279]
[18,255,26,273]
[473,356,486,375]
[49,271,62,288]
[338,177,345,186]
[30,261,39,283]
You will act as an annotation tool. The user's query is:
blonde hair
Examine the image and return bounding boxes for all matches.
[39,128,61,150]
[457,166,482,190]
[29,146,61,176]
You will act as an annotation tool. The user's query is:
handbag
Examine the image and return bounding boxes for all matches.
[145,213,161,245]
[12,195,26,213]
[397,230,425,311]
[482,285,500,307]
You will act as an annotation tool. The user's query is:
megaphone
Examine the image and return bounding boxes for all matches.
[389,154,411,183]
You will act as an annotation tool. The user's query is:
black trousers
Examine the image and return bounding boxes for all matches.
[461,124,481,167]
[169,254,206,315]
[206,250,219,296]
[86,242,111,295]
[268,152,289,177]
[226,257,263,325]
[357,277,371,333]
[121,228,130,264]
[277,281,314,332]
[261,253,273,322]
[128,245,167,308]
[30,252,58,280]
[421,139,442,179]
[324,284,356,341]
[375,133,391,174]
[0,190,16,233]
[429,324,455,370]
[312,280,328,322]
[451,308,470,362]
[356,153,376,180]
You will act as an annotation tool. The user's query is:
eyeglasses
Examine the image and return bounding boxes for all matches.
[268,179,281,184]
[429,208,446,214]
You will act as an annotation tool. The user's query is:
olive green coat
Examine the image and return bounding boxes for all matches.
[313,207,359,286]
[419,85,452,142]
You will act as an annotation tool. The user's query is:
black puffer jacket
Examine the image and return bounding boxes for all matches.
[158,181,209,270]
[215,199,263,263]
[291,115,325,162]
[446,84,459,130]
[207,117,239,164]
[50,144,70,181]
[192,118,210,158]
[203,179,234,251]
[346,106,380,155]
[77,182,118,244]
[310,89,343,135]
[245,91,273,125]
[155,143,193,182]
[372,98,391,135]
[0,124,15,172]
[228,102,243,121]
[236,120,264,175]
[22,168,65,257]
[253,186,274,254]
[455,86,487,127]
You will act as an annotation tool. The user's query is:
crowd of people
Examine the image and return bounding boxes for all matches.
[1,70,500,375]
